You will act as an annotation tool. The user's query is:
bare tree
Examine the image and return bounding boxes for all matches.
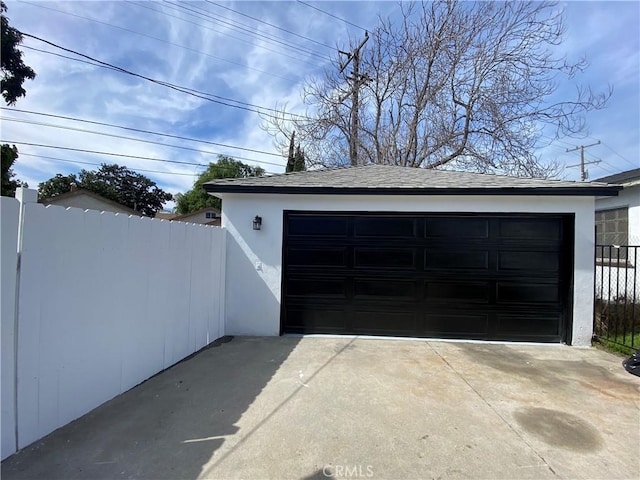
[263,1,611,178]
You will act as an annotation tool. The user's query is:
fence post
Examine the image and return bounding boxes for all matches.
[15,188,37,246]
[219,228,227,337]
[12,188,38,451]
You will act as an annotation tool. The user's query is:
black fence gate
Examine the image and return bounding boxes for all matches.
[594,245,639,350]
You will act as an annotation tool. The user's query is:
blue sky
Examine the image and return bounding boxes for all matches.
[1,1,638,209]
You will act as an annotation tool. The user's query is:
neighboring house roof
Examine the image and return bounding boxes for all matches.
[154,207,221,225]
[594,168,640,186]
[171,206,220,221]
[204,164,622,197]
[155,212,180,220]
[41,188,141,215]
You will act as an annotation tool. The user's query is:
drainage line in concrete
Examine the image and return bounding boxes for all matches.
[424,342,559,478]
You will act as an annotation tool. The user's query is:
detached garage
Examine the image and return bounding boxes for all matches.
[204,165,621,346]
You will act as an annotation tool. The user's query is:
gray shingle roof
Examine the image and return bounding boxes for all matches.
[594,168,640,185]
[203,164,621,197]
[41,188,141,215]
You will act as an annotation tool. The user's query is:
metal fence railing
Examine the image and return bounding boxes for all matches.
[594,245,639,350]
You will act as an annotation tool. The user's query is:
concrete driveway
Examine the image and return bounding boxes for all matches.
[2,336,639,480]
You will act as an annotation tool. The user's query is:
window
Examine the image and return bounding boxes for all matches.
[205,211,217,219]
[595,207,628,245]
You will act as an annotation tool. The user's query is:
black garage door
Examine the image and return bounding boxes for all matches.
[282,213,574,343]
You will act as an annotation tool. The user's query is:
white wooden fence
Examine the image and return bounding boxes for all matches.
[1,189,226,459]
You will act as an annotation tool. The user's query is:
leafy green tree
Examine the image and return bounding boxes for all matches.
[285,132,306,173]
[1,1,36,105]
[1,143,27,196]
[285,131,296,173]
[38,164,172,217]
[176,155,264,214]
[37,173,77,199]
[293,145,306,172]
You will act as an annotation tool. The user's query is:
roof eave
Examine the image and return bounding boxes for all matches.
[203,185,623,197]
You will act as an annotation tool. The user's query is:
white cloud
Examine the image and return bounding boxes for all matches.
[2,0,637,200]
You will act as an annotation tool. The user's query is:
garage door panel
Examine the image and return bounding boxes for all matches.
[285,308,347,331]
[426,218,489,239]
[353,311,417,334]
[287,247,347,267]
[283,213,572,343]
[499,218,561,241]
[498,251,559,272]
[354,278,417,299]
[354,217,417,237]
[425,250,489,270]
[286,277,346,297]
[354,248,416,268]
[496,313,561,337]
[496,282,560,304]
[424,313,489,336]
[425,281,490,303]
[288,216,348,237]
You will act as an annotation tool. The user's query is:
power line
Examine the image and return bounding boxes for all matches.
[550,135,636,171]
[18,153,204,177]
[566,140,600,181]
[2,107,284,158]
[163,1,330,62]
[590,156,619,175]
[598,141,638,169]
[20,36,271,118]
[22,44,280,118]
[1,116,287,167]
[297,1,368,32]
[18,152,277,177]
[5,140,281,176]
[2,141,268,176]
[23,44,107,68]
[205,1,335,50]
[590,154,625,170]
[22,44,308,120]
[21,33,310,121]
[21,0,296,82]
[127,1,318,66]
[338,32,370,165]
[537,133,582,149]
[2,140,211,167]
[5,137,282,171]
[538,135,637,175]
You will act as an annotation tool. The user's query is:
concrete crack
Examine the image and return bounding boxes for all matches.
[425,341,559,478]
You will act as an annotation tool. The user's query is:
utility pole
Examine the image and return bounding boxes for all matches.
[566,140,601,181]
[339,32,369,166]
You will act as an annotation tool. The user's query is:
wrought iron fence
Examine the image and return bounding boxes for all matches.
[594,245,639,350]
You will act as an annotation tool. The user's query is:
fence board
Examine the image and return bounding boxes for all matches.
[16,202,50,448]
[1,196,226,458]
[190,225,210,352]
[1,197,19,459]
[147,218,172,372]
[166,221,191,366]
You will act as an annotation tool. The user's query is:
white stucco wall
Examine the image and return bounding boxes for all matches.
[595,183,640,244]
[221,193,596,346]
